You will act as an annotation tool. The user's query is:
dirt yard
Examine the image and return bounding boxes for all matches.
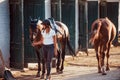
[10,45,119,80]
[66,46,120,68]
[1,45,120,80]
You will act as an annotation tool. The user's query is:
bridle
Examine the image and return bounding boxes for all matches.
[29,19,40,43]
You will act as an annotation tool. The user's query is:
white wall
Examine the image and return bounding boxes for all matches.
[45,0,51,19]
[0,0,10,67]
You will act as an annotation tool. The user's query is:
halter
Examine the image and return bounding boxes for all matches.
[30,19,40,43]
[30,19,38,30]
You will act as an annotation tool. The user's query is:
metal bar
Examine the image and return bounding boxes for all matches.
[21,0,24,69]
[75,0,79,52]
[45,0,51,19]
[84,1,88,54]
[59,0,62,21]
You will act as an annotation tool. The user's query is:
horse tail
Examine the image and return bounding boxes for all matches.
[89,19,102,45]
[66,34,76,56]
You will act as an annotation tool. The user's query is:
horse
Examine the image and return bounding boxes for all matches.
[89,17,116,75]
[29,18,75,77]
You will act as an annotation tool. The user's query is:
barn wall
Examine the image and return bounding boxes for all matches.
[0,0,10,67]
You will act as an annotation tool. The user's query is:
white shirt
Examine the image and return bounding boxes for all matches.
[41,28,56,45]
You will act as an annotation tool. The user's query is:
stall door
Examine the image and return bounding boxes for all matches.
[51,0,60,21]
[88,1,98,48]
[24,0,44,65]
[99,1,107,18]
[78,1,89,51]
[107,2,118,43]
[100,2,118,44]
[10,0,23,69]
[61,0,75,50]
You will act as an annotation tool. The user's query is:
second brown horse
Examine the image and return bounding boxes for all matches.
[89,17,116,75]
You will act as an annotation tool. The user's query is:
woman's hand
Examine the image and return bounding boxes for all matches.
[32,36,43,47]
[32,43,36,47]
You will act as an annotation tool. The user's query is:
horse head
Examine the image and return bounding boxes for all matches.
[29,18,42,43]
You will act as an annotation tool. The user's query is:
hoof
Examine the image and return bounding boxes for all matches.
[58,70,63,74]
[102,72,107,75]
[45,75,51,80]
[36,72,40,77]
[106,67,110,71]
[56,69,60,73]
[101,66,106,75]
[40,74,45,79]
[56,70,63,74]
[98,71,102,73]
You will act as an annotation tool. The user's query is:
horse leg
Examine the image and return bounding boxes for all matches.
[101,44,107,75]
[66,37,75,56]
[96,52,102,73]
[56,49,61,73]
[94,42,101,73]
[106,42,111,71]
[60,47,65,73]
[60,40,66,73]
[106,26,116,71]
[35,50,41,77]
[101,51,106,75]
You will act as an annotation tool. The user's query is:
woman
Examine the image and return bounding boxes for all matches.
[32,19,57,80]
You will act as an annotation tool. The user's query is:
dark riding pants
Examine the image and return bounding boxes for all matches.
[42,44,54,76]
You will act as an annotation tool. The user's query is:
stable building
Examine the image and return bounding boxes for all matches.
[0,0,119,69]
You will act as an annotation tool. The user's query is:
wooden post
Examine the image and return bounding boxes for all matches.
[0,49,5,77]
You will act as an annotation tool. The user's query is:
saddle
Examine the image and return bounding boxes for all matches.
[48,18,63,35]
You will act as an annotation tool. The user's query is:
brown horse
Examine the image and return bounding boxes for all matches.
[29,18,75,77]
[89,17,116,75]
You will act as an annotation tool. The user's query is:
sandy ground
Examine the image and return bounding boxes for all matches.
[0,46,120,80]
[12,66,120,80]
